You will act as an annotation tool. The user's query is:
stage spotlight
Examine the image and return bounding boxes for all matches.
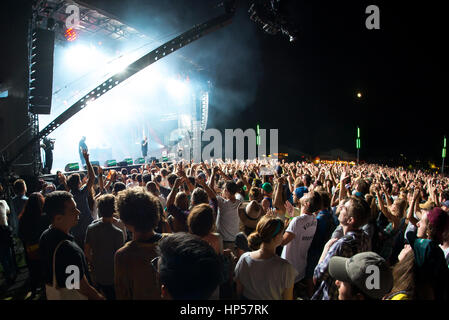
[64,28,77,42]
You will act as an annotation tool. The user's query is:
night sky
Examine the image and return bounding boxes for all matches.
[2,0,447,164]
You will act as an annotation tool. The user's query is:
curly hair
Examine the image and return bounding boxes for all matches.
[115,187,160,233]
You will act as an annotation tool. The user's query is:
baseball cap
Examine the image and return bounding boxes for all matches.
[294,186,308,199]
[261,182,273,193]
[329,252,393,299]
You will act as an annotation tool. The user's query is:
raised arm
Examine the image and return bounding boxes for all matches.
[381,184,393,207]
[406,189,420,226]
[273,176,286,213]
[375,185,399,228]
[338,170,348,203]
[166,177,184,208]
[57,172,70,192]
[83,149,95,192]
[196,177,217,201]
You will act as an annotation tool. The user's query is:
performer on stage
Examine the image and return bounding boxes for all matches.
[41,137,55,174]
[141,136,148,160]
[79,136,88,167]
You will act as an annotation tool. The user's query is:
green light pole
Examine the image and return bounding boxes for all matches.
[256,124,260,146]
[356,126,361,164]
[442,136,447,175]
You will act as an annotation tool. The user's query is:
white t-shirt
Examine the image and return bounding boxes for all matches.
[234,252,298,300]
[281,213,317,282]
[216,196,242,242]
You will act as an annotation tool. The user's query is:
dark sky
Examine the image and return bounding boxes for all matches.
[2,0,448,163]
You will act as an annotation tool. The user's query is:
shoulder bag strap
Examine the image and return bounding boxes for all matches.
[52,240,69,288]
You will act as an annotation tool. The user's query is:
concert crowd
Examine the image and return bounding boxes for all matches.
[1,150,448,300]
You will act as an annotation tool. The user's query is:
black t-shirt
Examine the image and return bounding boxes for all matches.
[39,226,90,288]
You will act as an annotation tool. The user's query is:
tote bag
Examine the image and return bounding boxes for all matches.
[45,240,88,300]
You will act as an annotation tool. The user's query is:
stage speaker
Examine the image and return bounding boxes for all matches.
[29,29,55,114]
[134,157,145,164]
[65,163,79,172]
[104,159,117,167]
[123,158,133,165]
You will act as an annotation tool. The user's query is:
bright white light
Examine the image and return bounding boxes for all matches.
[166,78,188,98]
[65,44,106,71]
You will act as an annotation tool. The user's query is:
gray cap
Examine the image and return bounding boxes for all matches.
[329,252,393,299]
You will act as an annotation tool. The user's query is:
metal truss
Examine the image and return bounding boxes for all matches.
[7,4,235,168]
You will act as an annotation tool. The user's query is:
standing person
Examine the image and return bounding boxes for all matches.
[211,170,242,250]
[281,191,321,298]
[304,191,337,298]
[0,199,17,285]
[187,203,223,255]
[84,194,124,300]
[79,136,88,167]
[261,182,273,212]
[312,196,371,300]
[39,191,104,300]
[18,193,50,297]
[405,207,449,299]
[67,150,94,249]
[141,136,148,160]
[234,215,298,300]
[11,179,28,236]
[235,200,264,255]
[41,137,55,174]
[114,188,165,300]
